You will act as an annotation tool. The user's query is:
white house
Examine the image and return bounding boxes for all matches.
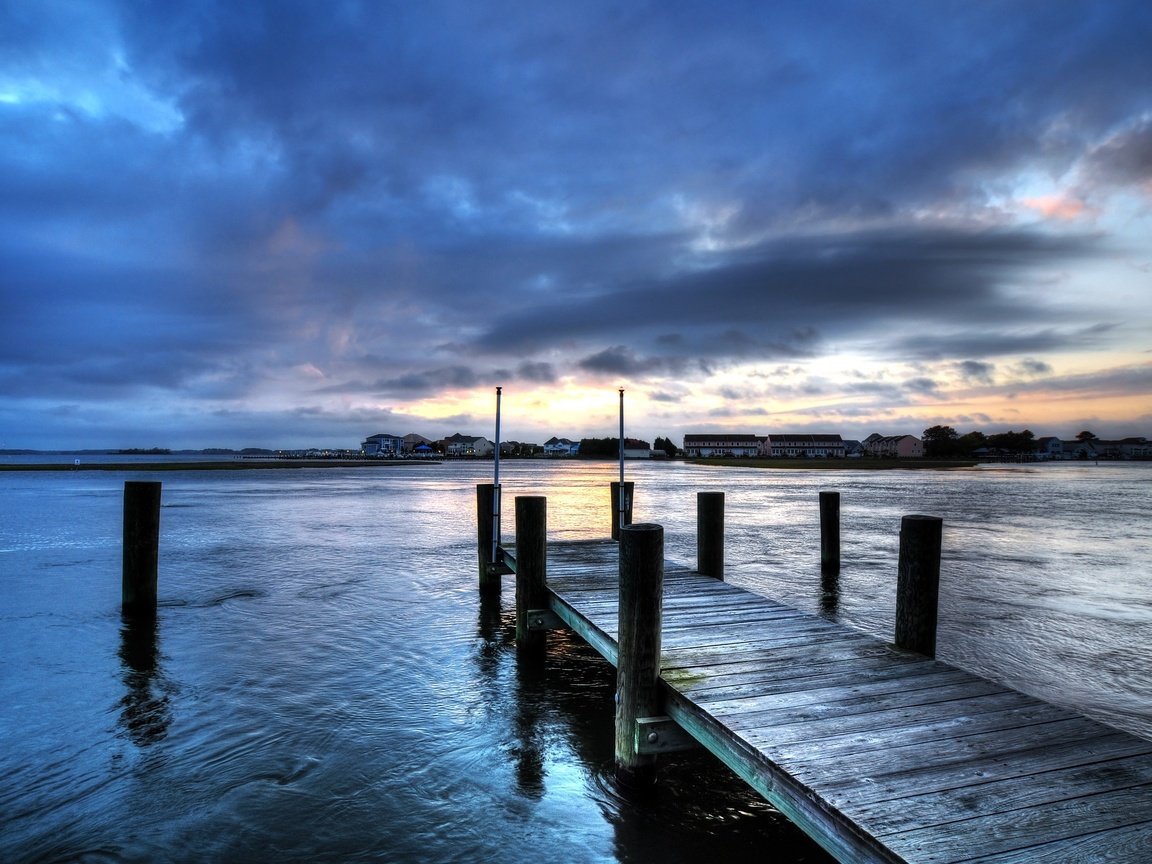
[623,438,652,459]
[443,433,494,457]
[543,437,581,457]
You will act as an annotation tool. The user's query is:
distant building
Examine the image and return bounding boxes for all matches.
[1119,437,1151,459]
[362,433,405,457]
[623,438,652,459]
[767,434,845,459]
[403,433,432,454]
[863,434,923,458]
[1034,437,1064,460]
[443,433,494,457]
[543,437,581,457]
[1062,437,1151,460]
[682,434,761,458]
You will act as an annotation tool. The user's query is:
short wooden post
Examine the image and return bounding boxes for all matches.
[819,491,841,572]
[122,481,162,615]
[615,523,664,787]
[609,481,634,541]
[515,496,548,655]
[476,483,500,593]
[696,491,724,579]
[895,514,943,657]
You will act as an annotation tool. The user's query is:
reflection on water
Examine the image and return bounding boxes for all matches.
[1,460,1148,862]
[117,612,174,747]
[819,566,840,617]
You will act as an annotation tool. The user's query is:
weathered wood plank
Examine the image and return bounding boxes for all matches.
[535,542,1152,864]
[854,754,1152,835]
[959,820,1152,863]
[819,732,1152,808]
[881,784,1152,863]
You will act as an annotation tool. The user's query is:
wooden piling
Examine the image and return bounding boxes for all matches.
[696,492,724,579]
[819,491,840,572]
[122,481,161,615]
[615,523,664,787]
[609,481,634,541]
[514,496,548,655]
[476,483,500,592]
[895,514,943,657]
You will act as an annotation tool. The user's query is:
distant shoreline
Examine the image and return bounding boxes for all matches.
[0,459,440,472]
[686,458,980,470]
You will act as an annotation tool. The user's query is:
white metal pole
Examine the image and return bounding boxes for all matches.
[493,386,502,563]
[618,387,625,532]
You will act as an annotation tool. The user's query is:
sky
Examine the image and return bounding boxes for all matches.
[2,0,1150,451]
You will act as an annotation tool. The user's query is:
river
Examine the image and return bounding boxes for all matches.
[1,459,1149,862]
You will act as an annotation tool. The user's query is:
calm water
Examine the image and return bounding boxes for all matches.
[2,460,1149,862]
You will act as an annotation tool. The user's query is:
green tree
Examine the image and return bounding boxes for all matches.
[922,425,960,458]
[1076,430,1098,441]
[987,429,1035,453]
[653,436,679,458]
[577,437,619,457]
[957,430,987,456]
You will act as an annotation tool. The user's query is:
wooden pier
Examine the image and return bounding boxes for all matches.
[483,487,1152,863]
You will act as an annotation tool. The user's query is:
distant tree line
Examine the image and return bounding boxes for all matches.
[921,426,1099,459]
[576,436,680,458]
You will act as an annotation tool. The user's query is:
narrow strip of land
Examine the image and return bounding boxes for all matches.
[0,460,437,471]
[540,539,1152,863]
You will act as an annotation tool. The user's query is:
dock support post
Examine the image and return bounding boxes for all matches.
[895,514,943,657]
[819,491,841,573]
[615,523,664,787]
[609,481,634,541]
[476,483,500,593]
[122,481,161,615]
[515,496,548,656]
[696,492,724,579]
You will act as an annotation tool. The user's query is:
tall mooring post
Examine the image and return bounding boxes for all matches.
[476,483,501,592]
[819,491,841,573]
[122,481,162,615]
[514,496,548,657]
[895,514,943,657]
[615,523,664,788]
[696,492,724,579]
[609,481,634,541]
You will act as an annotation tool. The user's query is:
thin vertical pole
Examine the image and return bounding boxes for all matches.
[615,522,664,788]
[697,491,725,579]
[492,386,502,565]
[618,387,625,534]
[123,481,162,615]
[895,514,943,657]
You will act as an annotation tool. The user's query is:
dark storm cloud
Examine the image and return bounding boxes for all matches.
[476,228,1108,365]
[957,361,996,385]
[1,0,1150,446]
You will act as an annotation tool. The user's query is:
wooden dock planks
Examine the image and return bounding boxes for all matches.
[540,539,1152,864]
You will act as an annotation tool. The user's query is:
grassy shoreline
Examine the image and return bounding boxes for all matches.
[0,459,439,472]
[685,458,979,470]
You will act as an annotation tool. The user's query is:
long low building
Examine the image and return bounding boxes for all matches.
[682,434,764,458]
[768,434,845,458]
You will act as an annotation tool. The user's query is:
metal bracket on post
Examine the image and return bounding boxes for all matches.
[635,716,699,755]
[525,608,565,631]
